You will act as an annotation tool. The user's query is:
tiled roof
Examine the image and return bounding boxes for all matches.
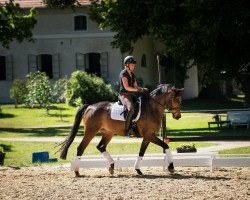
[0,0,91,8]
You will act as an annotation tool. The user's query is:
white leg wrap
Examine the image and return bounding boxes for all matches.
[165,149,173,164]
[71,156,81,171]
[102,151,115,165]
[134,156,143,169]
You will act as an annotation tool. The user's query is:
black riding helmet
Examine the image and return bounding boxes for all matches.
[124,56,136,65]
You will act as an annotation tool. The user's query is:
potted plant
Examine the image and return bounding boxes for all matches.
[0,146,6,166]
[176,144,197,153]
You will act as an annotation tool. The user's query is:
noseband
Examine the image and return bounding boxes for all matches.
[167,96,182,115]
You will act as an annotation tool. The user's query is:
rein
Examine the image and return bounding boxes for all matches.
[150,96,181,113]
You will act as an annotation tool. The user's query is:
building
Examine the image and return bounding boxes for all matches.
[0,0,198,103]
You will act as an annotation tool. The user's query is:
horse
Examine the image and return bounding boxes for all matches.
[58,84,184,176]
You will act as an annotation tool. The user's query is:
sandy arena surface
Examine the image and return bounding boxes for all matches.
[0,165,249,200]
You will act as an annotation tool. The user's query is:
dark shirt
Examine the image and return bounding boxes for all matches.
[119,69,136,93]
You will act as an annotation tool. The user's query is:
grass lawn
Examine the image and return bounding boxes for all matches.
[0,141,216,167]
[218,146,250,154]
[0,101,249,139]
[0,104,76,128]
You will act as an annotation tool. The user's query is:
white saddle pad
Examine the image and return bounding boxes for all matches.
[111,97,142,122]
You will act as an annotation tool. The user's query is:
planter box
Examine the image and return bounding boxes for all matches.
[176,148,197,153]
[0,152,6,165]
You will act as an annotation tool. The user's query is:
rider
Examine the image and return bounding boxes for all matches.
[119,56,147,137]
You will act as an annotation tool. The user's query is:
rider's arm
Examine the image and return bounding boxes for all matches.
[121,77,138,92]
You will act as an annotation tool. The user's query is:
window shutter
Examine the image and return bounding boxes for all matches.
[76,53,86,71]
[100,52,108,79]
[28,54,37,73]
[5,55,13,81]
[52,54,60,79]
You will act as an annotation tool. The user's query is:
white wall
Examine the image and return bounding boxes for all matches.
[183,65,199,99]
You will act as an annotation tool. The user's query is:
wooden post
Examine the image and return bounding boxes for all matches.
[157,54,167,149]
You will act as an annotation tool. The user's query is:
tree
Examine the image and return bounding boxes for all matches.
[9,79,27,108]
[26,71,52,114]
[88,0,250,106]
[42,0,80,9]
[0,0,37,48]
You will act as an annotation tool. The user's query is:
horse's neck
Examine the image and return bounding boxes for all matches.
[146,96,166,118]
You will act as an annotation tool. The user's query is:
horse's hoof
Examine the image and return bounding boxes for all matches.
[136,169,143,175]
[109,163,115,175]
[168,163,175,174]
[75,171,80,177]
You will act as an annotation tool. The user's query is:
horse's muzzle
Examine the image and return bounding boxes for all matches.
[172,113,181,120]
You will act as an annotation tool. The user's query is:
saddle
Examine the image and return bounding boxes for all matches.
[111,96,142,122]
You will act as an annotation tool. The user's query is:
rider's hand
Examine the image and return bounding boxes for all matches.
[138,87,148,93]
[142,88,148,92]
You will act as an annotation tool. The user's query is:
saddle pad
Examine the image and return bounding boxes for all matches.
[111,98,142,122]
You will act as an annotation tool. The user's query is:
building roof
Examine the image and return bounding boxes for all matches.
[0,0,91,8]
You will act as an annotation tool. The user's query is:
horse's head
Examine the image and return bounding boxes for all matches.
[168,88,184,120]
[150,84,184,120]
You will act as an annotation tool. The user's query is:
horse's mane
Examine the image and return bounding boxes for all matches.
[150,84,173,98]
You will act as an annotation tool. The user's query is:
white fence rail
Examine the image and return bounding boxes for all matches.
[71,153,250,172]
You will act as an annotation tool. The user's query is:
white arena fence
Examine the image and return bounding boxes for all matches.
[71,153,250,172]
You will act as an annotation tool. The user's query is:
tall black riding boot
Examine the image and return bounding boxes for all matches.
[125,110,134,137]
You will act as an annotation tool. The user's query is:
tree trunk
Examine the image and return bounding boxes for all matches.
[242,84,250,107]
[238,74,250,107]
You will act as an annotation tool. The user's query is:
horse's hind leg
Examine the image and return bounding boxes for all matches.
[74,130,96,177]
[96,133,114,175]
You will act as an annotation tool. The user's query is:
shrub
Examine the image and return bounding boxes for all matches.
[0,146,4,153]
[9,79,27,108]
[65,71,117,106]
[25,71,52,111]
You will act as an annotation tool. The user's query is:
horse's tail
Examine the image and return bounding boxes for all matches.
[57,104,89,160]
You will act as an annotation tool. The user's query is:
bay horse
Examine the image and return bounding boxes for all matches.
[58,84,184,176]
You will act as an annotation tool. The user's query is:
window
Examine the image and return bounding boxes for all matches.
[28,54,60,80]
[74,15,87,31]
[75,52,108,79]
[0,56,6,80]
[37,54,53,79]
[141,54,147,67]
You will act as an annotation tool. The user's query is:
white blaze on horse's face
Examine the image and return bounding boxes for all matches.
[171,97,182,120]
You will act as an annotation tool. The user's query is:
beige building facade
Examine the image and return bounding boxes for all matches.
[0,1,198,103]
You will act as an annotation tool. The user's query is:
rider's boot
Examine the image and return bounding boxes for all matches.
[125,110,134,137]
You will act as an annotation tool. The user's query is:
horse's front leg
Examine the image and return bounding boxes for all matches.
[149,135,174,173]
[134,138,150,175]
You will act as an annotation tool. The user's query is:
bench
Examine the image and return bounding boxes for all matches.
[227,111,250,129]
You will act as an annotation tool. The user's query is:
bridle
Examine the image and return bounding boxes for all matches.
[151,95,182,114]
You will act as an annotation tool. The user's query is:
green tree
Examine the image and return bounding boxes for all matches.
[0,0,37,48]
[42,0,80,9]
[26,71,52,113]
[9,79,27,108]
[88,0,250,106]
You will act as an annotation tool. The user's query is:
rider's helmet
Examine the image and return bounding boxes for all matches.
[124,56,136,65]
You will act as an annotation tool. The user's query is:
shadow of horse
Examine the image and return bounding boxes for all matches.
[73,171,230,181]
